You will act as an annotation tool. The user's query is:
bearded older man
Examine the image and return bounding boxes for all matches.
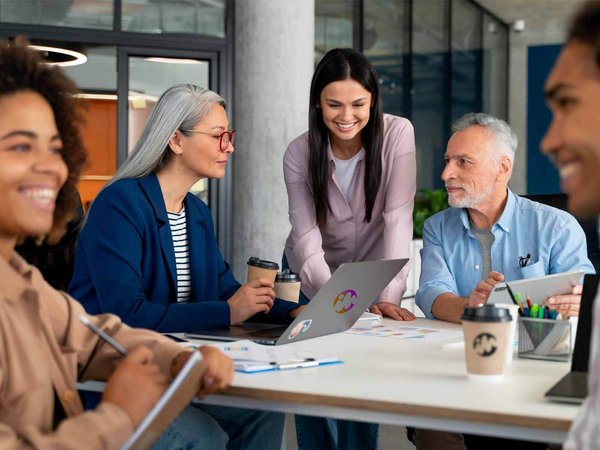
[416,112,594,325]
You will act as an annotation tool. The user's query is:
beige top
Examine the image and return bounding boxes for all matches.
[0,252,185,449]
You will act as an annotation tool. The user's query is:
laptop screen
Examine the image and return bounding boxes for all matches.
[572,273,599,372]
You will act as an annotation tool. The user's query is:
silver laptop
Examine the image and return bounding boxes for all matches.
[185,259,408,345]
[545,273,598,404]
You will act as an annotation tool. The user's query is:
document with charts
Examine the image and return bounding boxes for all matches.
[346,323,462,342]
[121,351,204,450]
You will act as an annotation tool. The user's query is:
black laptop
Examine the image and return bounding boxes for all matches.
[545,274,599,404]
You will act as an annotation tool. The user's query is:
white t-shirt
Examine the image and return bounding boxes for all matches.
[333,148,364,203]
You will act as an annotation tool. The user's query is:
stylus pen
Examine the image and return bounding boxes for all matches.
[78,314,128,356]
[504,283,524,317]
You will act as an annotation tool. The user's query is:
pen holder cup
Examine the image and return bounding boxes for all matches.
[517,317,572,362]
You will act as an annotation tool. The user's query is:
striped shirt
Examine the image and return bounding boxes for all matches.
[168,207,191,303]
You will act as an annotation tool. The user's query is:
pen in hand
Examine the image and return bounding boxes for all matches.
[78,314,128,356]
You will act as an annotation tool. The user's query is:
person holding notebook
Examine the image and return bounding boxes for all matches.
[0,38,233,449]
[541,1,600,447]
[69,84,300,449]
[283,48,416,450]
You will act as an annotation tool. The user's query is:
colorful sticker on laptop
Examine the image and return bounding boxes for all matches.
[288,319,313,340]
[333,289,357,314]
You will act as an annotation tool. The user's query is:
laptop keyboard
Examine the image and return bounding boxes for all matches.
[245,325,289,339]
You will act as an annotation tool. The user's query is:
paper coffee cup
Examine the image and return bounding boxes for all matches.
[274,269,301,303]
[494,304,520,365]
[461,305,512,380]
[247,257,279,284]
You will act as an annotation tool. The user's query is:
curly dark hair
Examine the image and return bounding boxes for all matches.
[0,37,87,244]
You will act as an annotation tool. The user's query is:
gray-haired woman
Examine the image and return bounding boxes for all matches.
[70,84,302,449]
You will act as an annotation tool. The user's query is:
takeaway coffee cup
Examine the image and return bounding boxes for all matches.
[274,269,302,303]
[494,304,520,365]
[246,257,279,284]
[461,305,512,380]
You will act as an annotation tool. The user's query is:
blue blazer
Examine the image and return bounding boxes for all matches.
[69,175,296,332]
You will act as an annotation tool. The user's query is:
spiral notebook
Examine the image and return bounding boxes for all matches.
[121,351,205,450]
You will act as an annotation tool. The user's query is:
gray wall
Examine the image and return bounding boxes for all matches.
[232,1,315,280]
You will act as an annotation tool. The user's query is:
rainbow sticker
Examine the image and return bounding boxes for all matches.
[333,289,357,314]
[288,319,313,340]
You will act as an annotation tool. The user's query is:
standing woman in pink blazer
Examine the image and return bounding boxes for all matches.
[283,48,417,450]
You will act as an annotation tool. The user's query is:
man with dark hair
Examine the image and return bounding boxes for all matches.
[541,1,600,447]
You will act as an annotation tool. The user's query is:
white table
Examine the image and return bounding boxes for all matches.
[80,318,579,443]
[190,318,578,444]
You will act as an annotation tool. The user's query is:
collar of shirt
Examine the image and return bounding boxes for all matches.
[0,252,35,304]
[458,188,516,235]
[326,141,366,165]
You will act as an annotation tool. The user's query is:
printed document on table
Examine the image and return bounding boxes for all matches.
[208,340,340,373]
[346,323,462,342]
[357,311,383,322]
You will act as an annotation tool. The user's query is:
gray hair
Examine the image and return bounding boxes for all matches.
[451,112,517,161]
[107,84,226,187]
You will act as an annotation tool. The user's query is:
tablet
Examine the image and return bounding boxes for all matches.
[486,270,584,305]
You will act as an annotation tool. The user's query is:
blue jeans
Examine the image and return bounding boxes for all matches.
[281,254,379,450]
[83,392,284,450]
[295,415,378,450]
[151,405,228,450]
[192,404,284,450]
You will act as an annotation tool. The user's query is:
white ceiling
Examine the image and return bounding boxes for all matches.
[474,0,586,40]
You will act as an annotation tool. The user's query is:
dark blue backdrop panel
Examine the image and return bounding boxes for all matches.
[527,44,562,195]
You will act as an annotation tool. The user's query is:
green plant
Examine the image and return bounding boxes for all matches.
[413,189,449,239]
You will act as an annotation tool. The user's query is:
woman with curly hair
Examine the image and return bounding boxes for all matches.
[0,38,233,449]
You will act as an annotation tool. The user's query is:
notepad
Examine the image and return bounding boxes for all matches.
[357,311,383,322]
[121,351,205,450]
[209,340,340,373]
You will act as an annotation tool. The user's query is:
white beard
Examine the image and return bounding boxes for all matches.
[447,183,494,209]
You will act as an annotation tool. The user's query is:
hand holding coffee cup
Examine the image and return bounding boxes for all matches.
[225,257,280,325]
[227,278,276,325]
[247,257,279,284]
[461,305,512,380]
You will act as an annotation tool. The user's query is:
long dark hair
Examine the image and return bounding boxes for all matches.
[308,48,383,226]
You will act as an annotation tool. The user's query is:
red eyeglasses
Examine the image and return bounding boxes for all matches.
[181,129,236,151]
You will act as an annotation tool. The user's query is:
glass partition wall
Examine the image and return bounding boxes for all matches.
[0,0,508,252]
[0,0,233,257]
[315,0,509,190]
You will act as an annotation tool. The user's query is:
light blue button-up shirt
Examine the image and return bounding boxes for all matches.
[416,190,595,318]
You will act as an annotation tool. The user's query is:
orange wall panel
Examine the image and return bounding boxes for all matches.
[78,98,117,209]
